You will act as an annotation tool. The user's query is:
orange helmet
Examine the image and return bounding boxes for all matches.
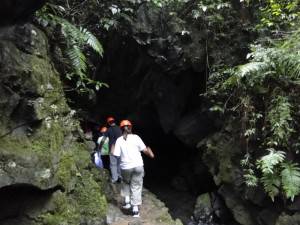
[99,126,107,133]
[120,120,132,128]
[106,116,115,124]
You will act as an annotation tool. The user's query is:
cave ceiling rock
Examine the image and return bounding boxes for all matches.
[130,2,206,73]
[116,3,208,133]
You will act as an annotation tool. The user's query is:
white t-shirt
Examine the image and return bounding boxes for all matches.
[113,134,146,170]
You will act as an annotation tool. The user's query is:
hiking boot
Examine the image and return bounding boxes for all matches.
[132,210,140,218]
[122,203,131,209]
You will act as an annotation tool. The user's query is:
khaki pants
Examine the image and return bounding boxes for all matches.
[121,166,144,206]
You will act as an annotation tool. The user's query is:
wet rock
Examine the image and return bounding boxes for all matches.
[218,185,255,225]
[258,209,279,225]
[193,192,232,225]
[0,23,107,224]
[193,193,213,222]
[275,212,300,225]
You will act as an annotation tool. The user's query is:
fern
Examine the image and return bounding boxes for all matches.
[209,30,300,201]
[243,169,258,187]
[256,149,285,174]
[66,45,87,78]
[36,5,106,92]
[80,28,103,56]
[267,95,294,144]
[261,172,281,201]
[53,16,103,77]
[281,162,300,201]
[237,62,268,78]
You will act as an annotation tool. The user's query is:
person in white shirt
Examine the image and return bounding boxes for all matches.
[113,119,154,218]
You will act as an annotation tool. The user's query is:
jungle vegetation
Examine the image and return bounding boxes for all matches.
[35,0,300,202]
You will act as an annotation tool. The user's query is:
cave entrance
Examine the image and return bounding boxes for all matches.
[0,184,62,225]
[72,31,216,223]
[133,111,217,224]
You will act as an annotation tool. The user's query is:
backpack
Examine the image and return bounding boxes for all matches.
[91,151,103,168]
[97,136,109,155]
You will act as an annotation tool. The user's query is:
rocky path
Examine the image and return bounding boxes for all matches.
[106,183,183,225]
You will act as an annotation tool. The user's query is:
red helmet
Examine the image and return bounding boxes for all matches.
[99,126,107,133]
[106,116,115,124]
[120,120,132,128]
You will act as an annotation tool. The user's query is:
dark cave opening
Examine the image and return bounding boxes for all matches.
[73,33,218,223]
[132,112,217,224]
[0,183,63,225]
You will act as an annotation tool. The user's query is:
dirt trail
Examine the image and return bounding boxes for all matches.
[106,183,183,225]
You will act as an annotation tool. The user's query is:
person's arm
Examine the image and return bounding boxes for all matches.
[112,139,121,156]
[143,146,155,159]
[110,144,115,155]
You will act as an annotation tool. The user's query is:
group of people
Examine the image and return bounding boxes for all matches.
[91,116,155,218]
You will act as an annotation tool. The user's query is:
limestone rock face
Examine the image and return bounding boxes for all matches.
[0,24,107,225]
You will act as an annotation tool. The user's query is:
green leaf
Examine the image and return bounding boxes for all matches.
[261,172,281,201]
[281,162,300,201]
[257,149,285,174]
[79,28,104,56]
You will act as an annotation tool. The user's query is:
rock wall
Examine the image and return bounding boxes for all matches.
[0,23,108,225]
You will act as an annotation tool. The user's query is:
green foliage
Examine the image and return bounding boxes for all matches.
[151,0,183,8]
[74,172,107,218]
[267,95,294,145]
[243,169,258,187]
[36,4,107,93]
[261,171,281,201]
[281,162,300,201]
[257,149,285,174]
[257,0,300,30]
[256,149,284,200]
[206,29,300,201]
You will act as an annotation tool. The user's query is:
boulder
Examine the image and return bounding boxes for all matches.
[193,193,214,222]
[218,185,255,225]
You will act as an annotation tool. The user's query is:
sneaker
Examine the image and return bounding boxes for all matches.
[132,210,140,218]
[122,203,131,209]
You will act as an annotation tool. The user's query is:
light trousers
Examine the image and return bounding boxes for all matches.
[109,154,121,182]
[121,166,144,206]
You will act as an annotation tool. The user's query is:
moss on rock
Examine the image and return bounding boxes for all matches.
[0,23,108,224]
